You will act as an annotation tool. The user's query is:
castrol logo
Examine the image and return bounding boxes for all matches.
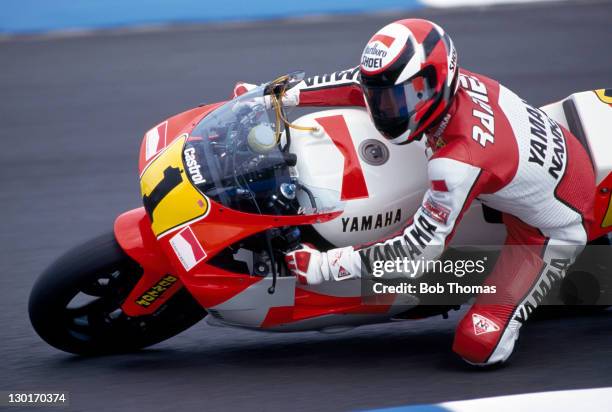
[360,23,411,74]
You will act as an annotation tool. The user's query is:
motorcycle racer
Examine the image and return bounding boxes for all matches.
[235,19,596,366]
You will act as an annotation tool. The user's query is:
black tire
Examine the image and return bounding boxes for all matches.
[29,232,206,355]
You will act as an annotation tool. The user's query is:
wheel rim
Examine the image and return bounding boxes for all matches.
[60,261,142,345]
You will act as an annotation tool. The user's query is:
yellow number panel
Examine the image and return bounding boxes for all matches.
[594,89,612,105]
[140,134,209,237]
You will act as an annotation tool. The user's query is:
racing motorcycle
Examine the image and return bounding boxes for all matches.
[29,72,612,354]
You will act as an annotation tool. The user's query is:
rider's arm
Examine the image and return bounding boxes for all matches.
[287,67,365,107]
[233,67,365,108]
[320,156,494,281]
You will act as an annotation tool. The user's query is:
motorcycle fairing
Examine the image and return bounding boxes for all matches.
[120,95,347,317]
[593,172,612,239]
[114,208,183,317]
[138,103,224,175]
[203,275,403,330]
[115,200,342,317]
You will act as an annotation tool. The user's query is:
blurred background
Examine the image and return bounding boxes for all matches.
[1,1,611,411]
[0,0,565,34]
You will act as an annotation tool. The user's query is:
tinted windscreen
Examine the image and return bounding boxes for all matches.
[184,87,299,216]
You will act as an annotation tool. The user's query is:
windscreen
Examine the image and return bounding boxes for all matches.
[184,84,317,216]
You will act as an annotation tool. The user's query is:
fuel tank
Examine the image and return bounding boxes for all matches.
[289,108,505,247]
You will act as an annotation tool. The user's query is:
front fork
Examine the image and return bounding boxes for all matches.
[114,208,183,317]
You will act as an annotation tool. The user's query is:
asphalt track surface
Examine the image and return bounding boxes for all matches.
[1,1,612,411]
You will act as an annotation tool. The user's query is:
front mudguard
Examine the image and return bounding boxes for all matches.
[114,208,183,316]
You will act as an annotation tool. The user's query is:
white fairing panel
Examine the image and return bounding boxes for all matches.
[290,108,505,247]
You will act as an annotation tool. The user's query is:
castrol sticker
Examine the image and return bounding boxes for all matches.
[360,23,411,74]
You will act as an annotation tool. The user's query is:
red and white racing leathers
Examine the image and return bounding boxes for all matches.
[250,67,596,364]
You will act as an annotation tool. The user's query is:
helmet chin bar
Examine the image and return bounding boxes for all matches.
[387,128,414,145]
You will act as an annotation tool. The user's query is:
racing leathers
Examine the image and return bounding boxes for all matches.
[239,67,596,365]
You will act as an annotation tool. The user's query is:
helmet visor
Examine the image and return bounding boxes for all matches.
[362,69,437,140]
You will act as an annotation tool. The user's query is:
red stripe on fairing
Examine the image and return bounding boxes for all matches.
[370,34,395,48]
[431,179,449,192]
[179,227,206,261]
[260,288,395,328]
[315,115,369,200]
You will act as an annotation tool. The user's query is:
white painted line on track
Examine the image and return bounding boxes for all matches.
[367,387,612,412]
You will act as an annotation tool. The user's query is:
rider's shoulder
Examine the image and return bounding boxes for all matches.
[430,138,473,167]
[458,68,500,89]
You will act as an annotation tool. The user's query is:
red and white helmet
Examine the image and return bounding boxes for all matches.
[359,19,459,145]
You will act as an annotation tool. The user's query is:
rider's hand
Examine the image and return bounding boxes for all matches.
[231,81,300,107]
[285,244,327,285]
[232,82,257,98]
[285,244,359,285]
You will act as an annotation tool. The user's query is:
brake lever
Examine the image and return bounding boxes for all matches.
[265,230,278,295]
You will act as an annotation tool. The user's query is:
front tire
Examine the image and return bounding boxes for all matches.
[29,233,206,355]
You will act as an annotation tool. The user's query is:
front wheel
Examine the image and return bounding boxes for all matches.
[29,232,206,355]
